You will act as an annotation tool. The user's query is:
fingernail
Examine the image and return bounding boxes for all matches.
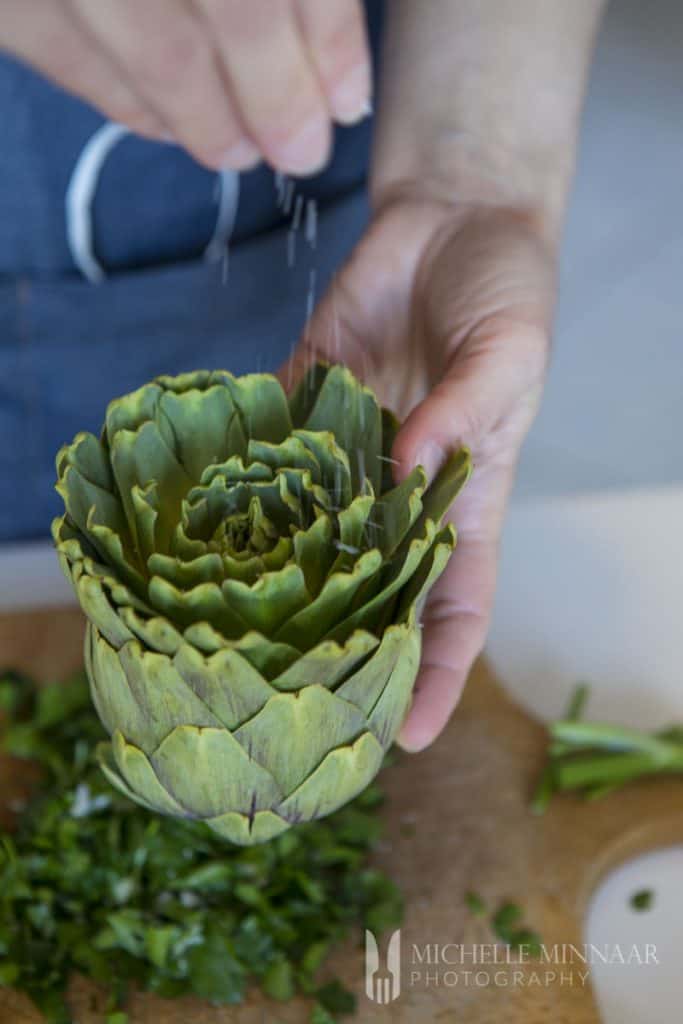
[414,440,445,485]
[277,115,330,175]
[330,65,372,125]
[220,137,261,170]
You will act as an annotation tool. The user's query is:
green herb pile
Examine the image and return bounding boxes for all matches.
[0,670,402,1024]
[532,683,683,812]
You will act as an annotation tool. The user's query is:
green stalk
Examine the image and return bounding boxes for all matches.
[555,751,683,790]
[551,721,683,760]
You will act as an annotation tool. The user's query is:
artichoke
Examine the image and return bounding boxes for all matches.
[53,365,470,845]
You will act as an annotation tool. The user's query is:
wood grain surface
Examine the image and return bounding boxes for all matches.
[1,607,682,1023]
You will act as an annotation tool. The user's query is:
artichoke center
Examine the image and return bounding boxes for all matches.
[210,498,279,560]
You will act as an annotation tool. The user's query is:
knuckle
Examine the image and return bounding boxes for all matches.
[135,26,205,91]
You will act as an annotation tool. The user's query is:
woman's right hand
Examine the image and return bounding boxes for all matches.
[1,0,371,173]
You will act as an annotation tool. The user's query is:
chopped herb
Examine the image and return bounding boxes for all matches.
[492,902,542,957]
[0,669,402,1021]
[464,890,487,917]
[630,889,655,912]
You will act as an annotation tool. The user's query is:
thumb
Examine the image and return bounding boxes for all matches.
[392,318,547,494]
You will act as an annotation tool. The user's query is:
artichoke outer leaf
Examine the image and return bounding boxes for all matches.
[110,421,193,554]
[366,624,422,748]
[147,551,224,589]
[154,370,212,394]
[246,436,320,482]
[397,524,457,622]
[233,684,367,795]
[97,740,165,815]
[299,365,382,495]
[106,731,191,817]
[221,563,311,636]
[287,363,330,427]
[325,521,437,643]
[172,642,276,731]
[119,607,184,655]
[148,576,250,638]
[182,624,300,680]
[200,456,272,488]
[56,431,114,492]
[156,385,245,481]
[335,621,410,716]
[220,372,293,445]
[416,448,472,530]
[75,572,137,649]
[277,731,384,823]
[271,629,379,692]
[90,634,222,752]
[375,465,427,556]
[150,725,284,819]
[57,463,136,571]
[206,809,290,846]
[274,548,383,650]
[105,381,163,441]
[80,556,154,614]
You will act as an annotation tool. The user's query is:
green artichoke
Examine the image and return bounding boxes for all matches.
[53,364,470,845]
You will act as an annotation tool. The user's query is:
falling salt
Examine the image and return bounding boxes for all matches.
[305,199,318,249]
[287,229,296,267]
[283,179,295,216]
[221,245,230,284]
[274,171,286,207]
[292,194,304,232]
[334,540,360,555]
[306,268,317,320]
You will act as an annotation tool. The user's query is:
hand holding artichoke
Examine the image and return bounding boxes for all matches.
[53,364,470,844]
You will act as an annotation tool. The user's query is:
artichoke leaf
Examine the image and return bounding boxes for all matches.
[110,421,193,554]
[89,634,222,751]
[222,372,293,445]
[157,385,246,480]
[271,629,378,691]
[274,548,382,650]
[291,429,352,507]
[396,524,457,622]
[293,513,334,596]
[182,623,300,680]
[221,563,311,636]
[234,684,367,795]
[147,551,224,589]
[206,809,290,846]
[151,725,284,818]
[247,436,320,481]
[56,431,114,492]
[200,456,272,487]
[149,576,251,638]
[98,739,171,815]
[300,365,382,496]
[277,731,384,822]
[325,520,437,643]
[173,642,276,730]
[119,607,184,655]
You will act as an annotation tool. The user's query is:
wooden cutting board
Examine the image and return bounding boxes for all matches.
[1,607,682,1024]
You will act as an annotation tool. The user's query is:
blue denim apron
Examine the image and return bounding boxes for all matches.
[0,2,383,543]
